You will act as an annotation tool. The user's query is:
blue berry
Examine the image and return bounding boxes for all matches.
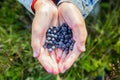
[66,43,70,47]
[65,48,69,54]
[52,46,56,50]
[44,23,75,54]
[48,48,53,52]
[61,44,66,50]
[47,37,51,40]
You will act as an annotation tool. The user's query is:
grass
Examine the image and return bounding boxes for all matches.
[0,0,120,80]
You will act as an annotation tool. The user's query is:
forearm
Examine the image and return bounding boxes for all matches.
[17,0,53,14]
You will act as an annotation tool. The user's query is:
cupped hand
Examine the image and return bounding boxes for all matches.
[31,0,59,74]
[58,2,88,73]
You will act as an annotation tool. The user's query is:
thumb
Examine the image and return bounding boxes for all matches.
[31,34,42,58]
[72,25,87,52]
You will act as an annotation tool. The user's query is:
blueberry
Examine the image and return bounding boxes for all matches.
[46,37,51,40]
[47,43,53,48]
[56,38,60,42]
[63,32,67,35]
[69,41,75,50]
[69,34,73,38]
[52,46,56,50]
[66,43,70,47]
[58,45,62,49]
[43,44,47,48]
[61,44,66,50]
[46,29,51,34]
[52,26,57,30]
[58,41,63,49]
[64,35,70,39]
[51,31,54,34]
[59,35,64,39]
[58,41,63,45]
[51,34,54,37]
[56,27,61,32]
[62,23,68,27]
[60,38,64,42]
[65,48,69,54]
[46,33,51,37]
[49,27,54,30]
[45,40,49,43]
[44,23,75,53]
[68,29,72,34]
[62,26,67,32]
[54,41,59,45]
[48,48,53,52]
[51,37,55,41]
[64,39,68,43]
[53,35,57,38]
[53,30,57,34]
[68,39,73,44]
[48,41,53,44]
[69,45,74,51]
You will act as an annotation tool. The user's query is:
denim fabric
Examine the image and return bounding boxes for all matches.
[58,0,99,19]
[17,0,99,19]
[17,0,34,14]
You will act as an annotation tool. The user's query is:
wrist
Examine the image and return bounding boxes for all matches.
[31,0,47,13]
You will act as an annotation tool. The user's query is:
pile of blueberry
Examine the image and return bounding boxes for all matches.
[43,23,75,54]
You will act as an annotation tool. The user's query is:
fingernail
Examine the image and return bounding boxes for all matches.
[33,51,40,58]
[46,69,52,73]
[57,57,61,63]
[80,46,86,52]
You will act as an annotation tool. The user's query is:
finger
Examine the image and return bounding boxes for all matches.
[60,3,87,52]
[58,51,67,73]
[55,12,65,62]
[47,10,59,74]
[61,43,81,73]
[37,47,53,73]
[58,12,65,25]
[56,49,62,63]
[49,51,59,75]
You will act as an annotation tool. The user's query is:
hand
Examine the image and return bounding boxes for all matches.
[31,0,59,74]
[58,2,88,73]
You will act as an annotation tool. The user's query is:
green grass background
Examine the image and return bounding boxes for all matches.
[0,0,120,80]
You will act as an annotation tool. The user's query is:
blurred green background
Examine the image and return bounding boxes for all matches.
[0,0,120,80]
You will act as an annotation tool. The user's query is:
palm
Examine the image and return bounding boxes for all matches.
[31,1,59,74]
[58,2,87,73]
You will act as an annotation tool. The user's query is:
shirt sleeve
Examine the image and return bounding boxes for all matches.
[17,0,34,15]
[58,0,99,19]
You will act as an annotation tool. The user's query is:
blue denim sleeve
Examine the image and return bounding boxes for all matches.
[17,0,34,14]
[17,0,99,19]
[58,0,99,19]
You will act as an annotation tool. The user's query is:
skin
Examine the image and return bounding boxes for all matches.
[31,0,59,74]
[58,2,88,73]
[31,0,87,74]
